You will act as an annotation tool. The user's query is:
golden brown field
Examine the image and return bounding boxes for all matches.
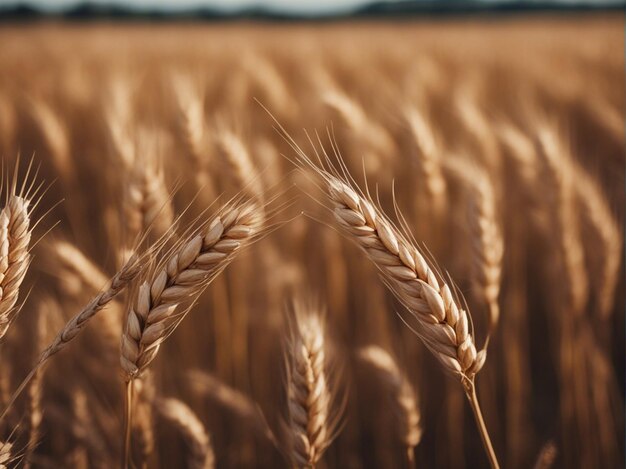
[0,14,623,469]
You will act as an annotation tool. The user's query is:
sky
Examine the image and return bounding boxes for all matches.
[2,0,622,15]
[1,0,382,15]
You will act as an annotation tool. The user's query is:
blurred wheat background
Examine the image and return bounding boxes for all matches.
[0,12,623,469]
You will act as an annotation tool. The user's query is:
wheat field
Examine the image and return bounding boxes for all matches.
[0,14,623,469]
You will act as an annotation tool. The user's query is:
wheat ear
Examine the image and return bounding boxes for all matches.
[123,128,175,247]
[572,162,622,319]
[0,442,12,469]
[536,124,588,315]
[404,106,447,217]
[285,298,340,469]
[216,126,264,202]
[445,158,503,341]
[171,73,207,166]
[155,397,215,469]
[0,194,31,340]
[359,345,422,464]
[274,126,498,468]
[121,199,264,467]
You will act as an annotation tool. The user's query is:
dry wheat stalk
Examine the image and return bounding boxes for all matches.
[328,174,483,378]
[572,162,622,319]
[120,200,263,380]
[536,124,588,315]
[132,374,155,469]
[171,73,208,166]
[123,133,174,247]
[322,86,396,167]
[216,126,264,202]
[29,99,71,182]
[0,194,32,340]
[120,199,264,467]
[404,106,447,217]
[455,89,499,171]
[358,345,422,464]
[445,158,503,338]
[275,128,498,467]
[24,303,48,469]
[285,299,338,469]
[155,397,214,469]
[104,76,136,168]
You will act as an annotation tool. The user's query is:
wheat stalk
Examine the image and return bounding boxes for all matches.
[404,106,447,218]
[0,194,31,341]
[572,162,622,319]
[123,132,175,247]
[285,298,338,469]
[216,126,264,202]
[358,345,422,465]
[155,397,215,469]
[120,200,263,380]
[445,158,503,340]
[274,127,498,468]
[120,199,264,467]
[171,73,207,167]
[536,124,588,315]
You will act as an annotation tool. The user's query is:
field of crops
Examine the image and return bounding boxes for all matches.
[0,15,623,468]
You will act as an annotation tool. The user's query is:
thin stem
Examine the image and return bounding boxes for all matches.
[464,378,499,469]
[122,379,134,469]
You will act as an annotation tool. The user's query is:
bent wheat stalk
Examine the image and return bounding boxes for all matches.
[121,199,264,468]
[275,126,499,468]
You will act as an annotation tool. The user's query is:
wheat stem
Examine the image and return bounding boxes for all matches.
[123,379,134,469]
[463,378,499,469]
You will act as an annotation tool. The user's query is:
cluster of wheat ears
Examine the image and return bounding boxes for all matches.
[0,17,622,469]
